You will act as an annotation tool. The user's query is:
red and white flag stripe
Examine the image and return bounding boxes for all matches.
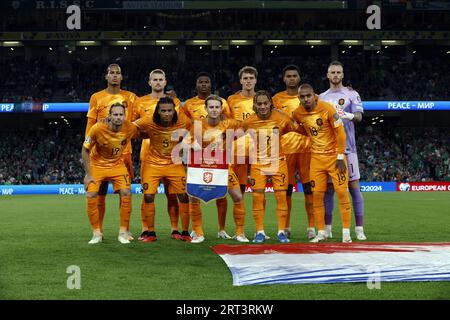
[212,242,450,286]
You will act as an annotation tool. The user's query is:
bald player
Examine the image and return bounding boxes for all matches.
[272,64,315,240]
[292,84,352,243]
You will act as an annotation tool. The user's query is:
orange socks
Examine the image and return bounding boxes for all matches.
[142,201,155,232]
[252,192,265,231]
[312,191,325,231]
[87,197,100,231]
[336,189,351,229]
[190,202,203,236]
[167,194,180,230]
[119,195,132,230]
[216,197,228,231]
[275,191,288,231]
[233,201,246,235]
[140,197,148,231]
[178,202,190,232]
[97,195,106,231]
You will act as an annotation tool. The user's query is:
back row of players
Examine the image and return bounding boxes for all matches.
[82,62,366,244]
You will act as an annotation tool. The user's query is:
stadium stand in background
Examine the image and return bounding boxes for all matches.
[0,0,449,185]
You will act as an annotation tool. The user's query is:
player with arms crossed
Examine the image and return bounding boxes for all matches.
[82,103,137,244]
[85,63,137,240]
[319,61,366,240]
[292,84,352,243]
[272,64,315,240]
[133,69,184,241]
[133,97,192,242]
[184,72,233,240]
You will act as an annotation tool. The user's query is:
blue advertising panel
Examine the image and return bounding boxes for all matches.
[2,101,450,113]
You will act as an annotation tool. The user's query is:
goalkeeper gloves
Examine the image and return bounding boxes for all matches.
[341,111,355,120]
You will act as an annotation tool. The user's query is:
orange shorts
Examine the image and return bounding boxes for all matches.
[232,163,249,186]
[228,167,240,189]
[250,159,288,191]
[87,164,130,193]
[310,153,349,192]
[141,163,186,195]
[122,152,134,179]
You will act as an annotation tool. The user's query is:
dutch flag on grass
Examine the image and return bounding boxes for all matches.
[212,242,450,286]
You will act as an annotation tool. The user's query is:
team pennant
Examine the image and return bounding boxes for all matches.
[187,149,229,203]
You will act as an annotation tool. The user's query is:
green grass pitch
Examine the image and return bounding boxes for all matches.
[1,192,449,299]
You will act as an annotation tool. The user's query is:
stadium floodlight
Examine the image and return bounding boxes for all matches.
[192,40,209,44]
[230,40,248,44]
[78,41,96,45]
[116,40,132,45]
[343,40,359,44]
[3,41,21,46]
[307,40,322,44]
[156,40,172,45]
[381,40,397,44]
[267,40,284,45]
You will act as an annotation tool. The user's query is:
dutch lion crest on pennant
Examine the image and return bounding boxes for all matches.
[203,172,213,184]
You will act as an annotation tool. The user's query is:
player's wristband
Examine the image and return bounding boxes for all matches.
[337,154,345,160]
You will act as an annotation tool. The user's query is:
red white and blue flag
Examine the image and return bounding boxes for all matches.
[212,242,450,286]
[187,150,229,203]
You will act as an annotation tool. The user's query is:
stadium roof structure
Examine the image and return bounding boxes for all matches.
[1,30,449,42]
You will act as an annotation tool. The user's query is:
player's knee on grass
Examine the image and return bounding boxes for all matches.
[119,189,131,197]
[98,181,109,195]
[287,184,293,197]
[303,182,313,195]
[177,193,189,203]
[144,194,155,203]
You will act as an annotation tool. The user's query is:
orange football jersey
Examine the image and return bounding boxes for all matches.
[83,121,138,168]
[292,100,345,155]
